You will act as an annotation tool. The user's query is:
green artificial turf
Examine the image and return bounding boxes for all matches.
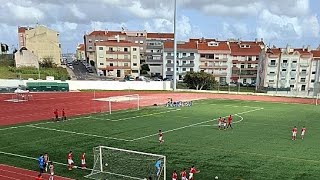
[0,99,320,180]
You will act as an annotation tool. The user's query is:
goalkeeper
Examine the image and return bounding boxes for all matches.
[155,159,162,176]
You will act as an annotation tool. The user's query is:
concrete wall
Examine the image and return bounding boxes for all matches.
[0,79,172,91]
[15,49,39,68]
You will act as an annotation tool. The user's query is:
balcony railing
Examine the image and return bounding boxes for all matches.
[299,72,308,76]
[291,63,297,68]
[146,59,163,64]
[300,63,309,67]
[106,58,131,62]
[281,63,288,68]
[146,52,162,55]
[106,50,130,54]
[201,57,228,62]
[289,80,296,84]
[290,72,297,77]
[280,71,287,77]
[105,65,131,70]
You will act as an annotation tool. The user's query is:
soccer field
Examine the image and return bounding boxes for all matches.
[0,99,320,180]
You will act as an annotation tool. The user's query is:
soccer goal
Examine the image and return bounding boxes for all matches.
[316,93,320,106]
[85,146,166,180]
[93,94,140,114]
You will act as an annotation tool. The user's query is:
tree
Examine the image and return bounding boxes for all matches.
[39,57,57,68]
[183,71,217,90]
[140,64,150,74]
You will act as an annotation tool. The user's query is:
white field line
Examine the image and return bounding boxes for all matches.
[109,109,181,122]
[0,150,92,171]
[130,107,264,141]
[26,125,132,142]
[194,114,243,127]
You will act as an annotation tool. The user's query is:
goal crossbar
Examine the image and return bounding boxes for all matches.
[93,94,140,114]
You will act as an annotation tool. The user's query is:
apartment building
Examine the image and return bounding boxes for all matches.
[260,45,317,94]
[195,38,231,84]
[146,33,174,77]
[163,40,199,80]
[229,39,264,85]
[18,25,61,65]
[76,44,85,60]
[95,40,140,78]
[311,49,320,95]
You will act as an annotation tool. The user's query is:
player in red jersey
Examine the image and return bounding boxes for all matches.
[62,109,66,120]
[227,115,233,129]
[159,129,164,144]
[189,166,199,180]
[67,151,74,170]
[172,170,178,180]
[81,152,86,169]
[180,168,187,180]
[292,126,297,140]
[301,126,306,139]
[53,109,58,121]
[217,117,222,130]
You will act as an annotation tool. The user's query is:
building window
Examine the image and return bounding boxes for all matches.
[282,69,286,71]
[190,68,194,72]
[132,70,139,73]
[99,47,103,50]
[88,39,92,43]
[139,41,144,44]
[124,63,129,66]
[140,47,143,50]
[270,60,276,65]
[167,68,171,71]
[291,78,295,80]
[182,61,186,64]
[109,47,113,51]
[124,48,128,52]
[301,85,306,91]
[241,65,245,68]
[282,60,288,63]
[190,53,194,56]
[182,68,186,71]
[167,53,172,56]
[200,54,205,58]
[110,63,113,66]
[89,46,93,50]
[124,55,129,59]
[167,60,171,63]
[311,79,315,83]
[133,63,137,66]
[312,71,316,74]
[300,78,306,82]
[182,53,187,56]
[208,54,214,59]
[133,48,137,51]
[133,55,137,59]
[292,60,297,63]
[292,69,296,72]
[100,63,104,65]
[290,85,294,88]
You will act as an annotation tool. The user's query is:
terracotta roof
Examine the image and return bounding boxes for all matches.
[293,48,312,55]
[78,44,85,51]
[197,41,230,51]
[229,41,264,56]
[311,50,320,58]
[18,27,26,33]
[267,48,281,55]
[163,41,197,50]
[88,30,125,36]
[189,38,217,43]
[147,33,174,39]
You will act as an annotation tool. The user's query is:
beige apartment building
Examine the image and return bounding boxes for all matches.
[95,40,140,78]
[76,44,85,60]
[18,25,61,65]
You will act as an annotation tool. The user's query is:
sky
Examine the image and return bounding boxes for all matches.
[0,0,319,53]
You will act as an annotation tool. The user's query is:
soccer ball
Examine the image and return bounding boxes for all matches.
[105,163,108,167]
[215,176,218,179]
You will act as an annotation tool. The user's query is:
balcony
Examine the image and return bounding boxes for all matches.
[291,63,297,69]
[106,58,131,62]
[200,65,228,69]
[181,63,195,67]
[300,63,309,67]
[290,80,296,84]
[146,44,163,49]
[232,60,258,64]
[146,52,162,55]
[290,72,297,77]
[106,50,130,54]
[231,74,257,78]
[212,72,228,76]
[299,81,307,84]
[268,63,277,67]
[181,56,195,60]
[146,59,163,65]
[166,71,174,75]
[267,72,276,76]
[104,66,131,70]
[299,72,308,76]
[280,80,287,85]
[200,57,228,62]
[281,63,288,68]
[232,67,257,71]
[280,71,287,77]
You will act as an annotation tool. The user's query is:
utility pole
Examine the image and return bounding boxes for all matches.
[173,0,177,91]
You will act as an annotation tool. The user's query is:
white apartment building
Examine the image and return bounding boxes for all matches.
[261,46,318,95]
[163,40,199,80]
[95,40,140,78]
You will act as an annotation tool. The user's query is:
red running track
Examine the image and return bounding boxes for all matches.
[0,91,315,127]
[0,164,73,180]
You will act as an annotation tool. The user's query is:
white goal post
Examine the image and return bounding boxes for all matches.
[316,93,320,106]
[93,94,140,114]
[85,146,166,180]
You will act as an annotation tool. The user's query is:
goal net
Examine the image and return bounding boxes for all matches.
[85,146,166,180]
[93,94,140,114]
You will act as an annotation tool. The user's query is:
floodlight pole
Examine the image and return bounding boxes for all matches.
[173,0,177,91]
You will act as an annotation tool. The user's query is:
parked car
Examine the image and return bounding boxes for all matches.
[87,68,93,73]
